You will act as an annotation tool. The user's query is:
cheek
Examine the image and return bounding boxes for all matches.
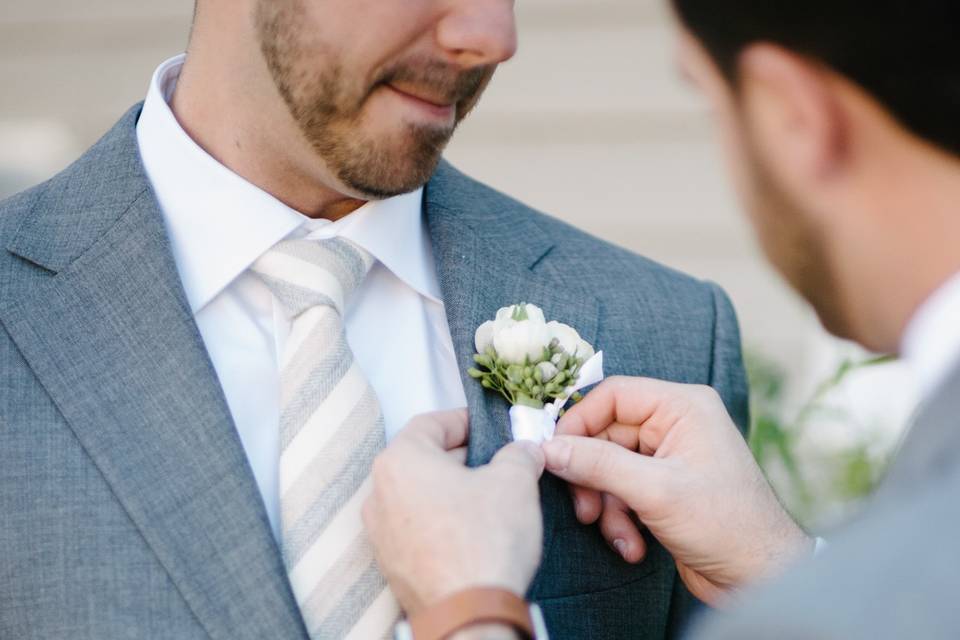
[334,0,436,70]
[709,105,786,264]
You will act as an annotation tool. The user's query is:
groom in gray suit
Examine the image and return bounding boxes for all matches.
[0,1,748,638]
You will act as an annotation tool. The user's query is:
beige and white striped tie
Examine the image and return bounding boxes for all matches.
[252,237,400,639]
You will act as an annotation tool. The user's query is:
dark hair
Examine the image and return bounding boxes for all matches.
[671,2,960,158]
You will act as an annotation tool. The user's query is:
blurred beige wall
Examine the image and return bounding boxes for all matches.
[0,0,826,373]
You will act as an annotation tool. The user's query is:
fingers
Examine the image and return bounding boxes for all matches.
[402,408,470,451]
[557,377,659,438]
[569,484,602,524]
[448,446,468,465]
[542,435,662,512]
[558,377,723,454]
[599,494,646,564]
[490,441,546,480]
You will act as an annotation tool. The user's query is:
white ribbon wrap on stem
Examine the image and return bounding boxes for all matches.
[509,351,605,443]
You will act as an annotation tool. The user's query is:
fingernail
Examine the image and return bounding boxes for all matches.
[542,438,572,472]
[613,539,629,559]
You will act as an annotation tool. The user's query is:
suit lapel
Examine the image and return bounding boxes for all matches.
[1,108,307,640]
[425,163,601,599]
[425,162,600,466]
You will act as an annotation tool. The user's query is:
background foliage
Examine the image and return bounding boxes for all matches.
[746,351,898,530]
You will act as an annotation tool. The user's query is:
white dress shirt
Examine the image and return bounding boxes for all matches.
[901,269,960,401]
[136,54,467,541]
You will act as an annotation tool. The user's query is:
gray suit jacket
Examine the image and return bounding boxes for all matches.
[0,105,748,639]
[692,364,960,639]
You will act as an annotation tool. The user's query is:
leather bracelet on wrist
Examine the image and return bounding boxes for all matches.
[394,587,547,640]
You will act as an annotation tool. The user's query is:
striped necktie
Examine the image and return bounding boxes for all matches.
[252,237,399,639]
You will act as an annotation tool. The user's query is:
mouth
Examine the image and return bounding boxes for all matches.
[384,83,457,121]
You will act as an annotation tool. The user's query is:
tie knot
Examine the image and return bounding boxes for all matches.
[251,237,375,318]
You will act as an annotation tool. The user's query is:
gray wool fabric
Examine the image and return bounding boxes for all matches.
[690,362,960,640]
[0,105,749,640]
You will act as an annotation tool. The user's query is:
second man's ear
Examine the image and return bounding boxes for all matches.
[737,43,849,190]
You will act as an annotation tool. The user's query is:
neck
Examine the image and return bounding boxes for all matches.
[169,22,365,220]
[840,139,960,353]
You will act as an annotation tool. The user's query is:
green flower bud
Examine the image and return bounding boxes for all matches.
[515,393,544,409]
[481,378,494,389]
[524,377,535,389]
[467,368,485,379]
[473,353,493,369]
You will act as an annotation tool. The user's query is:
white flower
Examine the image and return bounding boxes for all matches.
[547,321,594,359]
[472,303,553,365]
[575,339,595,361]
[547,321,580,355]
[495,303,545,326]
[536,361,559,382]
[494,319,550,365]
[475,320,496,354]
[468,302,605,420]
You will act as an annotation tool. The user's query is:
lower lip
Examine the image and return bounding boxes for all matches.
[385,86,455,120]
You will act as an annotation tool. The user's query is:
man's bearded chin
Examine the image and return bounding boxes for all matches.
[265,44,491,199]
[316,61,491,199]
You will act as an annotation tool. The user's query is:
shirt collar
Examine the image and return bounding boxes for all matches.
[901,269,960,400]
[136,54,441,314]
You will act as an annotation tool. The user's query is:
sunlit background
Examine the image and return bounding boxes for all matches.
[0,0,919,530]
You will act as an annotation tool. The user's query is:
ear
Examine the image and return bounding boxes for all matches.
[737,44,848,189]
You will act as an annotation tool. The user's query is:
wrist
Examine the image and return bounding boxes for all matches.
[450,624,522,640]
[754,517,815,581]
[396,587,541,640]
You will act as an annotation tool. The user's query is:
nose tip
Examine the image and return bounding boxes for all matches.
[436,0,518,67]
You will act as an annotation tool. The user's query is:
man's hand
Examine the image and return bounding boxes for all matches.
[543,377,814,606]
[363,409,546,615]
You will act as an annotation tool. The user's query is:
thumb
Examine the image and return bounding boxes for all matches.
[490,441,546,480]
[542,436,661,510]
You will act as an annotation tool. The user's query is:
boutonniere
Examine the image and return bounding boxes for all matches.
[468,303,604,443]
